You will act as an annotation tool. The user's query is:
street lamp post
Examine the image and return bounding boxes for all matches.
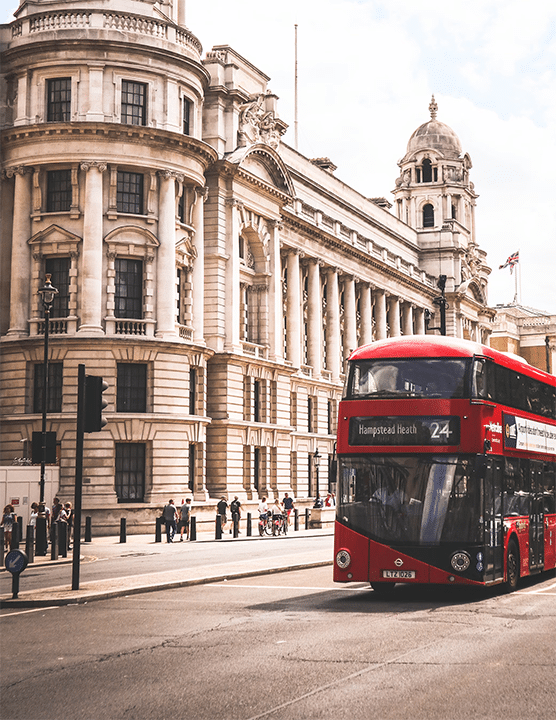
[313,449,321,506]
[38,274,58,504]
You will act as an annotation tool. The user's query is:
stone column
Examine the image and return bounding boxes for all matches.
[359,283,373,346]
[414,307,426,335]
[388,296,401,337]
[374,289,387,340]
[343,275,357,359]
[86,65,105,122]
[306,258,322,377]
[326,268,341,382]
[7,167,33,337]
[156,171,180,338]
[285,250,301,368]
[402,302,413,336]
[79,162,106,334]
[191,186,206,345]
[225,199,242,352]
[268,221,284,363]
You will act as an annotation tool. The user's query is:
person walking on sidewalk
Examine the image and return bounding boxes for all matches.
[282,493,295,525]
[230,496,242,534]
[178,498,192,541]
[216,497,228,534]
[1,505,17,550]
[162,500,178,543]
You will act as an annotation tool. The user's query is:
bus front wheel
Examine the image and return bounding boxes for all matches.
[506,539,520,592]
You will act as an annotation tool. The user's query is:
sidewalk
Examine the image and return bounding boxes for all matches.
[1,526,334,609]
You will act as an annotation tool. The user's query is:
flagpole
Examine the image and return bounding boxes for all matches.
[513,262,518,304]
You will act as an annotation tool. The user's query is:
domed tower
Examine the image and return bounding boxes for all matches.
[392,97,493,339]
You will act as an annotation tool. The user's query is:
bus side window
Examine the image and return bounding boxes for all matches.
[472,358,493,399]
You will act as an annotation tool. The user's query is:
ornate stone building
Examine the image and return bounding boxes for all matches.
[0,0,494,530]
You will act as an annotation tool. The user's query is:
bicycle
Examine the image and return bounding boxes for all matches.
[258,513,273,536]
[272,513,288,536]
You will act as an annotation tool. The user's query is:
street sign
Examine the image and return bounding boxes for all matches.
[5,549,28,575]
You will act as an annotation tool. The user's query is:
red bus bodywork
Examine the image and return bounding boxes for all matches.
[333,336,556,590]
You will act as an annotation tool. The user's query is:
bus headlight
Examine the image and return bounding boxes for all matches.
[336,549,351,569]
[450,551,471,572]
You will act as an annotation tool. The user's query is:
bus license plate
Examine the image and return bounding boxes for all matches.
[382,570,416,579]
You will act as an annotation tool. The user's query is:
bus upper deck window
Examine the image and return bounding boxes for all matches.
[472,358,493,399]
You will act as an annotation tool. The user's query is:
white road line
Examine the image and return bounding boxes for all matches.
[517,580,556,595]
[1,606,59,618]
[210,583,368,591]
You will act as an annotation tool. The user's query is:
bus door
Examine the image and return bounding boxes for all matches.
[529,461,545,574]
[483,458,504,582]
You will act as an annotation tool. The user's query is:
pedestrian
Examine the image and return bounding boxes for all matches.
[162,499,178,543]
[64,502,74,549]
[50,497,63,544]
[230,495,242,534]
[216,496,228,533]
[282,493,295,525]
[325,492,335,507]
[178,498,192,541]
[1,505,17,550]
[270,498,283,535]
[29,502,39,527]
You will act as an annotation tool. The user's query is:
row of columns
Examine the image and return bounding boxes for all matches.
[283,250,427,382]
[5,164,205,342]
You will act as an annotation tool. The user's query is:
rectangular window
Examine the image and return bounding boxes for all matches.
[45,257,70,318]
[254,380,261,422]
[47,78,71,122]
[121,80,147,126]
[308,397,314,433]
[117,363,147,413]
[189,367,197,415]
[254,447,260,492]
[117,171,144,214]
[115,258,143,319]
[46,170,72,212]
[33,362,63,413]
[115,443,145,502]
[188,444,195,491]
[328,400,333,435]
[183,98,191,135]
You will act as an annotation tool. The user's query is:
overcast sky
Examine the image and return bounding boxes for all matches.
[3,0,555,313]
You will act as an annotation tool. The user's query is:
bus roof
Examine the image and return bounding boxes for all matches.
[349,335,555,386]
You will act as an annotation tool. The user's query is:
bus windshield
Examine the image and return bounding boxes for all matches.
[345,358,470,399]
[338,454,482,545]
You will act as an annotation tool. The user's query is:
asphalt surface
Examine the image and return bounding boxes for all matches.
[0,526,334,608]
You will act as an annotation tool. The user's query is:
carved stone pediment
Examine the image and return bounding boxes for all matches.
[237,94,285,150]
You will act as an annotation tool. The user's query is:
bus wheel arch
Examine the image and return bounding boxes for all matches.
[505,536,520,592]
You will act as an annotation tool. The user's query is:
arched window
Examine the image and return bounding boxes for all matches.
[423,204,434,228]
[422,159,433,183]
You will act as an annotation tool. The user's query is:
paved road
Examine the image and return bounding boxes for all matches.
[2,566,555,720]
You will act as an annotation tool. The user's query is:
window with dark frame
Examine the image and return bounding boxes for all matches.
[33,362,63,413]
[254,447,260,492]
[115,258,143,319]
[423,204,435,228]
[45,257,70,318]
[46,170,72,212]
[121,80,147,126]
[189,368,197,415]
[117,171,144,214]
[183,97,191,135]
[117,363,147,413]
[254,379,261,422]
[115,443,145,502]
[47,78,71,122]
[308,396,314,433]
[188,444,195,491]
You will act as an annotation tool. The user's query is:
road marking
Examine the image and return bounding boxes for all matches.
[1,606,59,618]
[516,580,556,595]
[210,582,368,591]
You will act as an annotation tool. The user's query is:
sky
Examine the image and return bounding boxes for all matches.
[2,0,555,313]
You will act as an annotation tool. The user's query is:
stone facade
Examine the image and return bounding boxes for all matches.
[490,304,556,374]
[0,0,494,530]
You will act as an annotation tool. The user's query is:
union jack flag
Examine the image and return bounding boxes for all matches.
[499,250,519,272]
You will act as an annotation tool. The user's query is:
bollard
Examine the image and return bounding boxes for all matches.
[246,512,252,537]
[233,514,239,538]
[215,514,222,540]
[58,522,68,558]
[120,517,127,543]
[10,521,20,550]
[305,508,310,530]
[85,516,92,543]
[50,523,59,561]
[189,516,197,541]
[294,508,299,532]
[36,516,47,556]
[155,516,162,543]
[26,525,35,563]
[0,528,4,566]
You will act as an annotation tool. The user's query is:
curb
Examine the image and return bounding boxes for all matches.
[0,560,333,608]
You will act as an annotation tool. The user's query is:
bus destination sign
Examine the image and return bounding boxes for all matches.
[349,416,460,446]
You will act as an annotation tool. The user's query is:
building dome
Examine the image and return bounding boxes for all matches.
[405,96,462,159]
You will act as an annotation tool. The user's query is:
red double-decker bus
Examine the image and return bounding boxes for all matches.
[333,335,556,592]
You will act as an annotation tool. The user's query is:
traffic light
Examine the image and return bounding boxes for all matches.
[84,375,109,433]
